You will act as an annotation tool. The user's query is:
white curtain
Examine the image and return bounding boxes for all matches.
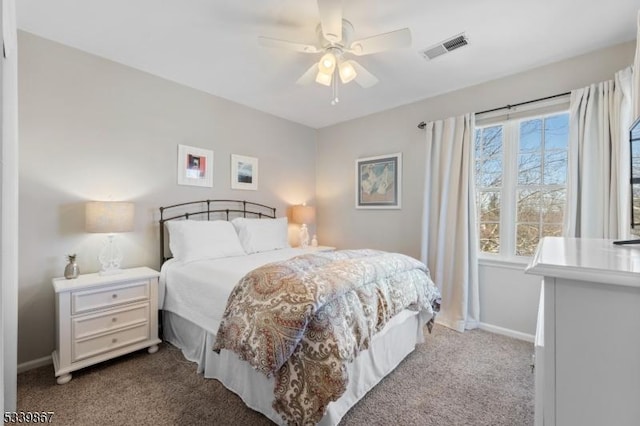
[421,114,480,332]
[564,67,633,238]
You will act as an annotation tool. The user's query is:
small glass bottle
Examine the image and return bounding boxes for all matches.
[311,235,318,247]
[64,254,79,279]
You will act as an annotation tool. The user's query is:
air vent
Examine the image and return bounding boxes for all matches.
[421,33,469,60]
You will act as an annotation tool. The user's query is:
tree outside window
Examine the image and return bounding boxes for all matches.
[475,112,569,257]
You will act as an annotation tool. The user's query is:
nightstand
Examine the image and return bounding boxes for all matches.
[51,267,161,384]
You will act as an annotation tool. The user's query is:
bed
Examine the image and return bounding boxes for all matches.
[158,200,440,425]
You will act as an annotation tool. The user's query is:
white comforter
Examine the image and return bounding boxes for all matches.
[159,247,326,334]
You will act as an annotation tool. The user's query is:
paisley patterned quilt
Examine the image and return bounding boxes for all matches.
[213,249,441,425]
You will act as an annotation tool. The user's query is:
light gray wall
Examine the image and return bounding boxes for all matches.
[18,31,317,364]
[316,41,636,336]
[477,262,543,337]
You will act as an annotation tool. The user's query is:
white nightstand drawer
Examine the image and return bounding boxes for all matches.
[72,281,149,314]
[73,303,149,340]
[73,323,149,362]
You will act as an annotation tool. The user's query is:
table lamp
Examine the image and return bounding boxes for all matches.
[85,201,135,275]
[292,204,316,248]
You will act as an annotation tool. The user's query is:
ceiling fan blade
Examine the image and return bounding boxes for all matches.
[258,36,320,53]
[349,28,412,56]
[296,63,319,85]
[349,60,379,88]
[317,0,343,42]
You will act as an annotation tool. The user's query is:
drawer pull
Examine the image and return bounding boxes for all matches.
[111,317,117,323]
[112,294,118,299]
[112,338,117,344]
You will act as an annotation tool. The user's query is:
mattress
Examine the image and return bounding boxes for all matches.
[159,247,325,333]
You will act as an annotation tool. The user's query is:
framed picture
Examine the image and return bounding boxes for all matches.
[231,154,258,190]
[355,152,402,209]
[177,144,213,187]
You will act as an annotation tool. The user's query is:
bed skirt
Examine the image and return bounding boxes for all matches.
[163,309,431,425]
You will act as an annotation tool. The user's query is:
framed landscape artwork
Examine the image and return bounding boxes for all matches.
[231,154,258,190]
[177,144,213,187]
[355,152,402,209]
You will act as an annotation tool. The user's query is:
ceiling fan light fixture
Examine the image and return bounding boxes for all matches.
[338,60,357,84]
[315,70,333,86]
[258,2,409,101]
[318,52,337,74]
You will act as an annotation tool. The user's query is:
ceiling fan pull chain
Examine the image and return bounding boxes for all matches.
[331,68,339,105]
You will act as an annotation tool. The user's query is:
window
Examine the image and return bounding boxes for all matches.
[475,126,503,254]
[475,112,569,257]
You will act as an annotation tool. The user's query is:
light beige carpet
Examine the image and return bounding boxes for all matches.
[17,325,534,425]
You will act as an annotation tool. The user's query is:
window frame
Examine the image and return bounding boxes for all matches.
[475,108,570,261]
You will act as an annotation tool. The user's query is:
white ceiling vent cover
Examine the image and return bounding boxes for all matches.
[421,33,469,60]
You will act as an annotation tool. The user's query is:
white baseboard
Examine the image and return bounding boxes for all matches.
[479,322,535,342]
[18,355,52,373]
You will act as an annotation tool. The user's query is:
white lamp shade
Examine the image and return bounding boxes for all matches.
[86,202,135,233]
[292,205,316,225]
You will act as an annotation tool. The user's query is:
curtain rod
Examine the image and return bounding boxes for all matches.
[416,91,571,129]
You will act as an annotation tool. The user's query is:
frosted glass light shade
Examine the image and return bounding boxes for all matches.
[315,70,332,86]
[318,53,336,74]
[86,202,135,233]
[292,205,316,225]
[339,60,357,84]
[316,52,337,87]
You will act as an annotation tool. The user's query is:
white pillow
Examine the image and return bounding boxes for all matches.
[231,217,290,254]
[166,220,246,263]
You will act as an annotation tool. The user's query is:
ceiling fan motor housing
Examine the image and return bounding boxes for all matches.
[317,19,355,50]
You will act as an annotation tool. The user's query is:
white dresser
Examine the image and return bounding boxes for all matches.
[52,267,162,384]
[526,237,640,426]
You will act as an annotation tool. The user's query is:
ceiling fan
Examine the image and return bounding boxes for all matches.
[258,0,412,105]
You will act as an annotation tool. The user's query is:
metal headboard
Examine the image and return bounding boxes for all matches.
[159,199,277,265]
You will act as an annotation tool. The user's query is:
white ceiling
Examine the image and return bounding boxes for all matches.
[17,0,638,129]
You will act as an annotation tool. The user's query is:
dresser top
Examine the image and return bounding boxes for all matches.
[52,266,159,293]
[525,237,640,288]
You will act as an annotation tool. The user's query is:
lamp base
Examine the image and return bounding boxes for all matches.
[98,234,124,275]
[299,224,310,248]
